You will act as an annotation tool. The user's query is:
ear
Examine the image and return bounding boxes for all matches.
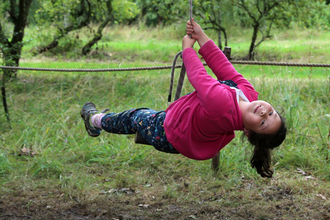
[243,128,250,137]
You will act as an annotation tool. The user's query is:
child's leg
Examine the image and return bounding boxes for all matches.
[101,108,179,154]
[91,113,105,129]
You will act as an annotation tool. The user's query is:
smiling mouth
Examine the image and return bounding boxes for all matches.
[254,105,261,113]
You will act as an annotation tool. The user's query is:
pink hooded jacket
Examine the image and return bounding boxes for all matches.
[164,40,259,160]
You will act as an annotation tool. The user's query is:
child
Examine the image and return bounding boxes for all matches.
[81,19,287,178]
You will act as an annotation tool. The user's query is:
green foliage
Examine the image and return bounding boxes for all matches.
[112,0,140,23]
[6,0,330,61]
[193,0,237,48]
[0,40,24,66]
[34,0,139,26]
[0,0,34,79]
[30,0,140,57]
[28,0,47,25]
[233,0,330,30]
[288,0,330,29]
[0,1,9,19]
[136,0,188,26]
[44,36,84,58]
[35,0,90,28]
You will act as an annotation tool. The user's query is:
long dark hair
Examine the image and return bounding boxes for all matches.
[246,113,287,178]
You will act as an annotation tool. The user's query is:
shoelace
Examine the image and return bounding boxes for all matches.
[101,109,109,114]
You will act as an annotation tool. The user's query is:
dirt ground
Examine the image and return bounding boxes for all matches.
[1,181,330,220]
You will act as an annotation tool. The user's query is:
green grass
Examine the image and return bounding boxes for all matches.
[1,70,329,182]
[1,71,329,218]
[1,24,330,219]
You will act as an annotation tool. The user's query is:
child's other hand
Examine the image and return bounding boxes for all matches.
[186,18,203,40]
[182,35,196,50]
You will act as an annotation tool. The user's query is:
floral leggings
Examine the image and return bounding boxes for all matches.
[101,108,179,154]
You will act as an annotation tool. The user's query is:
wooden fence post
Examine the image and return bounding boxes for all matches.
[224,46,232,60]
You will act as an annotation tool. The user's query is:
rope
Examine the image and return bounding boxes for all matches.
[189,0,192,23]
[1,61,329,73]
[136,0,192,145]
[0,65,182,72]
[188,0,193,38]
[175,61,186,101]
[230,61,330,67]
[168,51,183,102]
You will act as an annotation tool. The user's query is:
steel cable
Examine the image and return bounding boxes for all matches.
[1,61,329,73]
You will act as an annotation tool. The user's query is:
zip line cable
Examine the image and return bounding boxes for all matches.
[1,61,330,73]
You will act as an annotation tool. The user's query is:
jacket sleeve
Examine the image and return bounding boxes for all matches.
[198,40,255,92]
[182,47,233,119]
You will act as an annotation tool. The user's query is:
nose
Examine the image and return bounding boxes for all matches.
[260,109,266,116]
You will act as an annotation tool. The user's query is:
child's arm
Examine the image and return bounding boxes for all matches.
[182,36,233,118]
[182,33,196,50]
[187,19,254,90]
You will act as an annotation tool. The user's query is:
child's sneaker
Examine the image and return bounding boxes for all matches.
[80,102,102,137]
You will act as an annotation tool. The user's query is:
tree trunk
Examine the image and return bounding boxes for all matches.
[0,0,32,124]
[247,23,260,60]
[222,28,228,47]
[82,0,113,55]
[33,39,59,54]
[218,29,222,50]
[0,0,33,78]
[217,9,222,50]
[1,76,10,125]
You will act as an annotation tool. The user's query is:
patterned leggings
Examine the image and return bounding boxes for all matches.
[101,108,179,154]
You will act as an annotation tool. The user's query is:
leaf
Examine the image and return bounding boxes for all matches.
[19,147,37,157]
[305,176,315,180]
[120,188,135,194]
[138,204,150,208]
[316,194,327,201]
[99,189,118,194]
[297,168,307,175]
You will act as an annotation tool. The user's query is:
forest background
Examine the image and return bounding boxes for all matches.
[1,0,330,71]
[1,0,330,219]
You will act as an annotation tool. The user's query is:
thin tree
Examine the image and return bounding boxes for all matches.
[82,0,113,55]
[195,0,229,50]
[0,0,34,78]
[235,0,284,60]
[0,0,33,124]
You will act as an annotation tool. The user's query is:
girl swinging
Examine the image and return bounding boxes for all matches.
[81,19,287,178]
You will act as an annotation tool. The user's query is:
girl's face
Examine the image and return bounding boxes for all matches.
[242,100,281,135]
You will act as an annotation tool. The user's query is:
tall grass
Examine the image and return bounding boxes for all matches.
[0,68,329,188]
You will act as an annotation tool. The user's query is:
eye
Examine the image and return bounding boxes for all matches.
[261,120,265,126]
[269,111,273,116]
